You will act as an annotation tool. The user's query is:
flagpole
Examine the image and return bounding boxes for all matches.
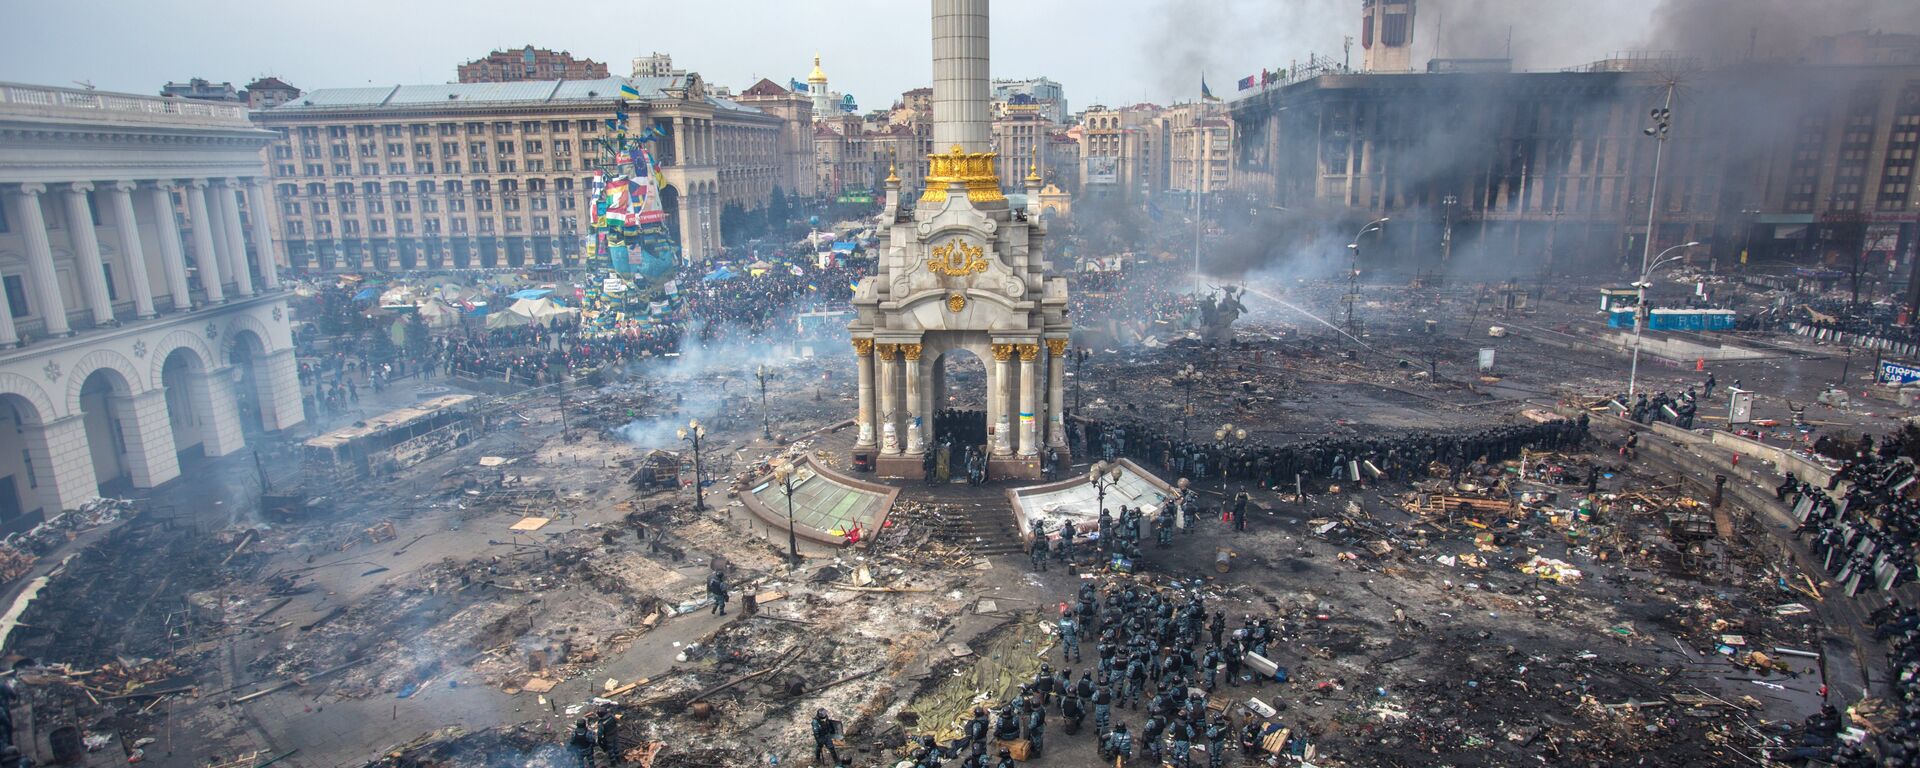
[1194,73,1205,296]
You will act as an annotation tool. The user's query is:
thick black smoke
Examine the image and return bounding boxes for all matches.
[1643,0,1920,63]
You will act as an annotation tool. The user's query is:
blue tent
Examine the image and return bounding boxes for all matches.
[507,288,554,300]
[352,287,378,301]
[703,266,737,282]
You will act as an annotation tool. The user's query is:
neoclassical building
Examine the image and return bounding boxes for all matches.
[0,81,303,527]
[254,74,786,269]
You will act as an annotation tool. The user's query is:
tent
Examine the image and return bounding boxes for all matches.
[703,266,737,282]
[485,309,530,329]
[506,297,579,326]
[507,288,555,301]
[352,287,379,302]
[416,300,462,329]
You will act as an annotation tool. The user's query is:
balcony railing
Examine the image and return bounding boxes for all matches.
[0,81,252,126]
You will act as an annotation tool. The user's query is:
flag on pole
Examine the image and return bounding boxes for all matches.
[1201,75,1221,101]
[789,78,810,93]
[618,82,641,100]
[1237,74,1257,90]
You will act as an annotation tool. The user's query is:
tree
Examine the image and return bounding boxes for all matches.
[767,186,792,228]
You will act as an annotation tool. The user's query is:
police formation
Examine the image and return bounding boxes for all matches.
[904,580,1285,767]
[1778,433,1920,766]
[1071,414,1589,492]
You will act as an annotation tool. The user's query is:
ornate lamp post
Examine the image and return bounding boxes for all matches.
[1215,422,1249,493]
[1089,460,1123,516]
[1173,364,1199,440]
[756,364,773,440]
[773,463,801,570]
[677,418,708,511]
[1628,241,1702,397]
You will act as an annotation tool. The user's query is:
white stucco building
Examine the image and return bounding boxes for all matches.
[0,82,303,527]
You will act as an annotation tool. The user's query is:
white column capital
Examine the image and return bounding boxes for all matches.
[186,178,211,190]
[65,181,94,194]
[146,179,178,192]
[109,180,140,193]
[16,182,45,196]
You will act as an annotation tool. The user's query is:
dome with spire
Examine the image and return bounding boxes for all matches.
[807,55,828,85]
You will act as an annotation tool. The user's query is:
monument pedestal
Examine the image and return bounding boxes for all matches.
[874,454,926,480]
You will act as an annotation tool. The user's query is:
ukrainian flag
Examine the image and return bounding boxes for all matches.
[618,82,641,100]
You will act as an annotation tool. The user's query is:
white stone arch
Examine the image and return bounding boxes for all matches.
[149,329,216,384]
[223,313,279,356]
[65,348,146,414]
[0,372,57,423]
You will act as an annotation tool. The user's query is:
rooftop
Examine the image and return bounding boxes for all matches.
[0,81,255,130]
[267,76,761,115]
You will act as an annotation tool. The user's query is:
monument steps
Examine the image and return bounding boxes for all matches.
[929,501,1026,555]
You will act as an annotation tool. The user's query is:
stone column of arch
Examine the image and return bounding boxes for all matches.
[903,343,925,455]
[991,343,1013,456]
[257,349,306,431]
[1017,343,1040,457]
[110,390,181,488]
[877,343,900,455]
[23,416,95,512]
[1046,338,1068,447]
[853,339,876,449]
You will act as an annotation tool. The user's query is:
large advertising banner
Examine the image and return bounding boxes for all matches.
[1086,156,1119,185]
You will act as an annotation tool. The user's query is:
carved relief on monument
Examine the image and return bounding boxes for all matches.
[927,239,988,276]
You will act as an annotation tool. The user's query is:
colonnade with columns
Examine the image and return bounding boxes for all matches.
[0,177,280,344]
[853,336,1070,475]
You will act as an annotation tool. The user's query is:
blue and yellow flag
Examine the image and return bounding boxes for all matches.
[618,82,641,100]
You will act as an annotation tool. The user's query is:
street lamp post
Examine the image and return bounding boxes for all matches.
[1173,364,1199,440]
[1214,422,1248,492]
[1441,195,1458,270]
[1089,460,1123,516]
[756,364,773,440]
[677,418,708,511]
[1345,218,1389,333]
[773,463,801,570]
[1738,206,1762,275]
[1627,241,1703,398]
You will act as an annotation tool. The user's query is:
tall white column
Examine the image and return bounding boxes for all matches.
[106,182,156,318]
[218,181,254,297]
[877,344,900,455]
[15,184,70,336]
[1018,343,1039,457]
[148,183,193,310]
[904,344,925,455]
[931,0,993,153]
[1046,339,1068,447]
[991,344,1013,455]
[109,391,180,488]
[244,180,280,289]
[184,180,225,303]
[60,183,114,326]
[854,340,876,448]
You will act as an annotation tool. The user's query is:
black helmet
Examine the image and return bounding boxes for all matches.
[816,708,829,718]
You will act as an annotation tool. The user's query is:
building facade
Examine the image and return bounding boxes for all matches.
[1360,0,1416,73]
[992,77,1068,124]
[631,53,683,78]
[457,47,609,84]
[161,78,240,103]
[255,74,779,269]
[735,79,819,200]
[243,77,301,110]
[1078,104,1159,201]
[1228,35,1920,278]
[1159,101,1233,195]
[0,81,302,525]
[991,108,1052,191]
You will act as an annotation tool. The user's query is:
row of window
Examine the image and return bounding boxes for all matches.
[284,215,571,236]
[278,158,579,177]
[277,178,576,197]
[290,120,600,142]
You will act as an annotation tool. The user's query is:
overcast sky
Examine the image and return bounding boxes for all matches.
[2,0,1667,109]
